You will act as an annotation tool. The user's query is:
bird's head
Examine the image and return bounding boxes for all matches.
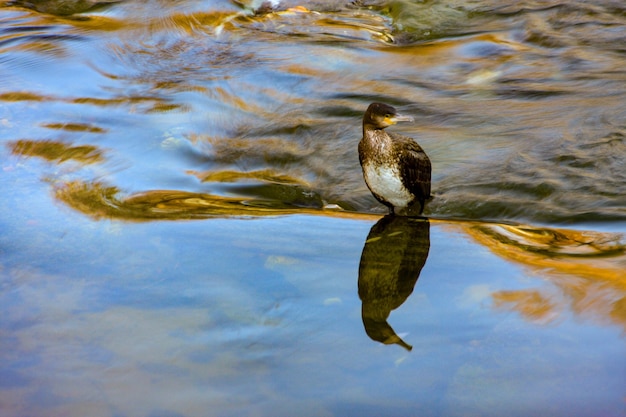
[363,102,414,129]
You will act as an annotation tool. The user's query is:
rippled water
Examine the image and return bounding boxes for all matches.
[2,0,625,223]
[1,1,625,416]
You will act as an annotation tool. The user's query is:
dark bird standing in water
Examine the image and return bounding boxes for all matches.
[359,103,431,215]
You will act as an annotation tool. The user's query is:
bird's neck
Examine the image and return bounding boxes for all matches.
[362,127,394,164]
[362,123,382,136]
[363,127,391,147]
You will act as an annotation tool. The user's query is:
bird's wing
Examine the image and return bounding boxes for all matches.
[393,135,432,200]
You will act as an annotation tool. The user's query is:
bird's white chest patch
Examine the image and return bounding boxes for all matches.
[363,164,413,208]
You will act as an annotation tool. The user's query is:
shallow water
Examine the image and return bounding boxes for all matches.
[1,0,625,416]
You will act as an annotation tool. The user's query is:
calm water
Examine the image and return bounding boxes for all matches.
[1,0,625,416]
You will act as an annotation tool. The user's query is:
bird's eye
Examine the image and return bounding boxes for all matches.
[384,114,391,118]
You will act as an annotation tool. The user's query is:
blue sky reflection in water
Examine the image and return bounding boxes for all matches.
[1,207,625,416]
[1,0,625,416]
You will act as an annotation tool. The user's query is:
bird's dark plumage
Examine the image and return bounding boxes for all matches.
[359,102,431,215]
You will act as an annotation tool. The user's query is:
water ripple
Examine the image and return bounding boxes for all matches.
[1,0,625,224]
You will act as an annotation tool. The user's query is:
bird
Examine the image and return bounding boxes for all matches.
[358,102,431,215]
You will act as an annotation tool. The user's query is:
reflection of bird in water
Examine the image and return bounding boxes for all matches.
[359,102,431,215]
[358,215,430,350]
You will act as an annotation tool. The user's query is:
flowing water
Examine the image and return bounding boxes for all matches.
[1,1,625,416]
[2,0,625,223]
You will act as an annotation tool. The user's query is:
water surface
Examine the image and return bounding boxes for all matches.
[1,0,625,416]
[2,0,625,222]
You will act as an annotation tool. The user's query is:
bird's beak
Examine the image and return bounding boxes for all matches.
[387,114,414,125]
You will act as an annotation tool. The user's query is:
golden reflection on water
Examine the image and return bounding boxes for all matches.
[461,223,626,330]
[190,168,306,185]
[0,89,172,112]
[468,224,626,281]
[0,91,48,102]
[52,179,375,221]
[10,139,104,164]
[492,289,560,325]
[8,0,118,16]
[40,122,107,133]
